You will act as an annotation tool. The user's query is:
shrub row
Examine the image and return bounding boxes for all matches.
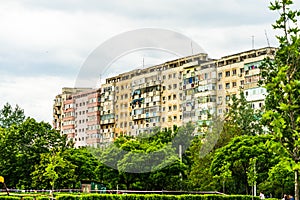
[0,196,50,200]
[56,194,260,200]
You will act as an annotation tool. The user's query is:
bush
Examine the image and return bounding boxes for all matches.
[0,197,20,200]
[56,194,260,200]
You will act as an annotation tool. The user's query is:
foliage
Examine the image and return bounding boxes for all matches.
[90,124,195,190]
[0,103,25,128]
[226,93,264,136]
[56,194,259,200]
[186,136,219,192]
[0,117,68,188]
[0,197,20,200]
[31,149,77,190]
[259,158,294,198]
[210,135,282,194]
[260,0,300,198]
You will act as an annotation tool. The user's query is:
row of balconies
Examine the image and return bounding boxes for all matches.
[100,118,115,124]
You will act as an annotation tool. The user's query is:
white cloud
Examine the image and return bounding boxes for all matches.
[0,0,299,123]
[0,75,74,123]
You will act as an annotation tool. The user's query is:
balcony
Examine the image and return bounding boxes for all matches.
[244,82,258,90]
[100,118,115,125]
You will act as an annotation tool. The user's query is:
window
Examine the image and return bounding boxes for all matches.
[232,69,237,75]
[225,71,230,77]
[218,96,222,102]
[173,94,177,100]
[225,83,230,89]
[168,95,171,100]
[240,80,244,85]
[218,84,223,90]
[204,73,208,79]
[232,82,237,87]
[173,84,177,89]
[173,105,177,110]
[218,72,222,78]
[226,95,230,101]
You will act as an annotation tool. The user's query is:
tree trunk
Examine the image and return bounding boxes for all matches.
[295,169,299,200]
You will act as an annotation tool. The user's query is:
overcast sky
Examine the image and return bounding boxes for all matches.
[0,0,298,124]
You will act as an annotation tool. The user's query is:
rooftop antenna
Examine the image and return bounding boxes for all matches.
[251,36,255,49]
[142,57,145,68]
[264,30,270,47]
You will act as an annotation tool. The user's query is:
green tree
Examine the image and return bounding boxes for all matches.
[210,135,281,194]
[0,118,68,188]
[186,93,262,193]
[64,148,101,188]
[226,93,264,136]
[186,135,219,191]
[260,0,300,198]
[0,103,25,128]
[259,158,294,198]
[92,125,193,191]
[31,149,77,190]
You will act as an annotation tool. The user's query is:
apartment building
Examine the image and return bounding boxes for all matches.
[53,47,276,147]
[180,60,217,136]
[86,89,102,147]
[53,87,92,133]
[216,47,276,116]
[100,53,209,138]
[61,89,100,148]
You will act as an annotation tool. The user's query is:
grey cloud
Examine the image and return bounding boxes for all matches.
[19,0,278,28]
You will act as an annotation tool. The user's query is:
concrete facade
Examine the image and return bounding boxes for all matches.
[53,87,92,134]
[53,47,276,147]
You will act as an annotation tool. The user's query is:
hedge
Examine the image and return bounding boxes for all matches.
[56,194,260,200]
[0,197,20,200]
[0,196,50,200]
